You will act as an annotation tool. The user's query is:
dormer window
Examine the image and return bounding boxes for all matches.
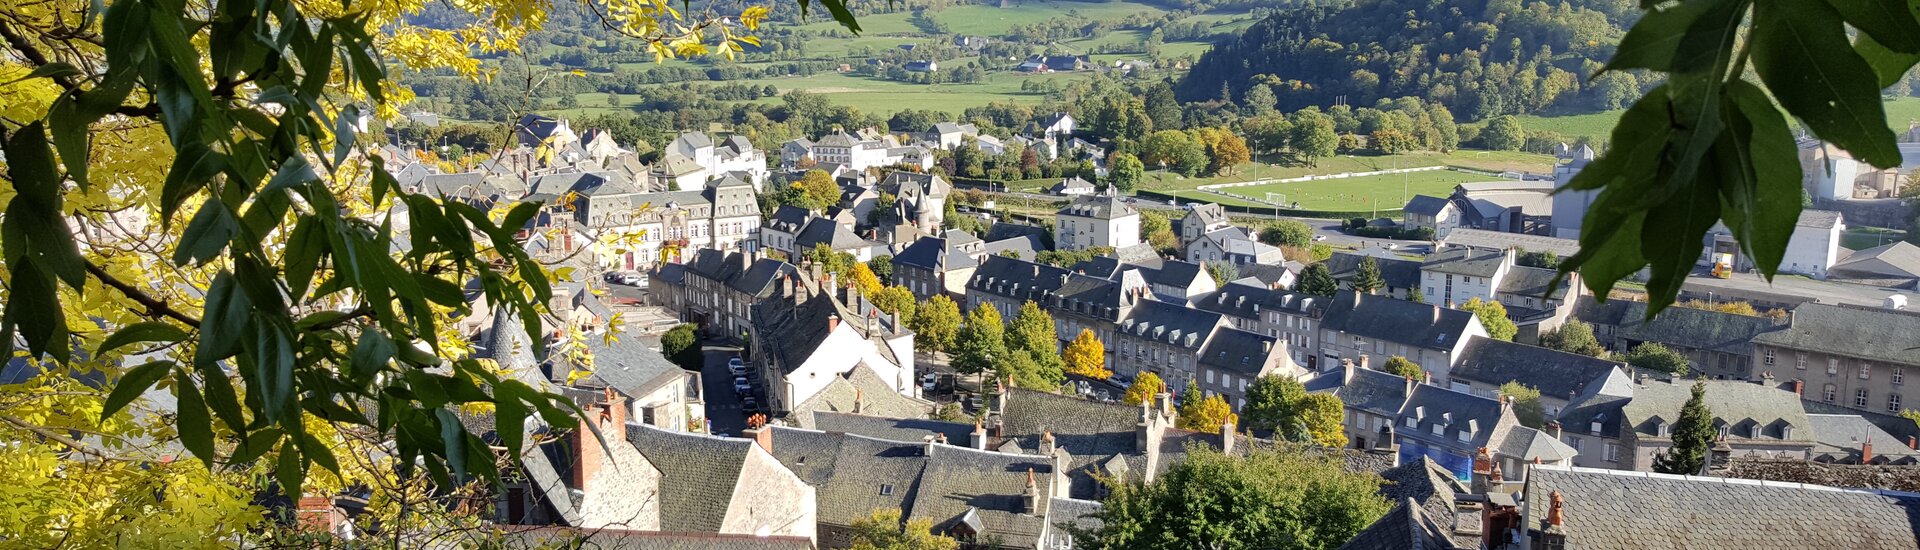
[880,484,894,495]
[1656,422,1670,437]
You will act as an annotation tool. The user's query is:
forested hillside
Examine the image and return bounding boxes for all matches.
[1179,0,1641,119]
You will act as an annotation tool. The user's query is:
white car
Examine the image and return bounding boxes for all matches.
[1312,234,1328,242]
[732,377,752,394]
[727,357,747,376]
[922,373,938,392]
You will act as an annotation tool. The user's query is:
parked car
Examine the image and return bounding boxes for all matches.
[732,377,752,394]
[603,271,643,286]
[727,357,746,376]
[922,373,938,392]
[741,396,760,412]
[1312,234,1328,242]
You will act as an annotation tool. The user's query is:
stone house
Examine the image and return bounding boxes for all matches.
[1556,377,1813,471]
[1752,302,1920,416]
[1573,296,1782,380]
[1056,194,1139,251]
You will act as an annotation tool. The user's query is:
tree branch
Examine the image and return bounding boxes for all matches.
[0,414,112,459]
[86,261,202,328]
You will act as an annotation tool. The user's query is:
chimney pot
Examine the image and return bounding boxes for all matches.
[1545,490,1565,527]
[1863,438,1875,464]
[1910,436,1917,450]
[828,314,840,332]
[745,414,773,454]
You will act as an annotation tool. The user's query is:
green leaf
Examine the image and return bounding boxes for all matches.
[5,62,80,84]
[1853,34,1920,89]
[173,200,237,266]
[297,431,340,475]
[1824,0,1920,54]
[284,217,325,300]
[250,318,298,422]
[4,264,69,363]
[100,360,173,419]
[1637,167,1722,314]
[494,386,529,454]
[46,96,92,190]
[174,369,215,467]
[275,441,304,498]
[230,427,283,465]
[159,143,228,224]
[4,122,87,289]
[1751,0,1900,168]
[1714,80,1805,280]
[198,362,248,435]
[332,104,359,167]
[436,409,468,482]
[196,271,252,368]
[98,321,189,356]
[369,159,396,205]
[1605,0,1744,74]
[350,328,395,380]
[263,156,318,195]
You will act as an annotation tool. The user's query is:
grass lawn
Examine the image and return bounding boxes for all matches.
[1842,227,1908,250]
[750,70,1100,115]
[1503,96,1920,141]
[931,1,1170,37]
[1138,150,1554,192]
[1187,169,1491,212]
[791,11,920,35]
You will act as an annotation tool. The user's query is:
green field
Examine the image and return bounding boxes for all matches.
[1204,169,1492,212]
[738,70,1099,114]
[932,1,1172,36]
[1139,150,1553,191]
[1506,97,1920,141]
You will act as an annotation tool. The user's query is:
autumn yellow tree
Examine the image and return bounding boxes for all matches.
[1298,393,1349,448]
[1063,328,1111,380]
[848,263,884,297]
[1123,372,1167,406]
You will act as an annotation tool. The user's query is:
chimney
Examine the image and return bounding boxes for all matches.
[1022,468,1039,515]
[995,377,1011,416]
[853,387,864,414]
[295,494,341,535]
[574,399,610,490]
[1039,430,1055,456]
[1470,447,1492,494]
[1862,437,1875,464]
[1490,460,1504,484]
[934,432,948,446]
[744,414,773,454]
[1373,424,1400,466]
[1358,355,1370,369]
[1220,417,1236,455]
[1910,436,1917,450]
[971,419,989,450]
[827,313,840,333]
[1155,391,1175,422]
[1791,379,1804,396]
[1544,420,1562,440]
[1405,374,1417,396]
[1540,491,1568,546]
[603,387,628,439]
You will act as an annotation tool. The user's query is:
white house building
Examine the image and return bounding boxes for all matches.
[1056,193,1140,251]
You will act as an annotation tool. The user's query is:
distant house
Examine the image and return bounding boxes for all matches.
[1055,194,1140,251]
[1558,377,1813,470]
[903,60,938,73]
[952,35,990,51]
[1402,194,1459,237]
[1029,112,1075,139]
[1185,227,1283,267]
[1323,250,1422,300]
[1050,176,1096,196]
[1707,209,1844,279]
[926,122,980,150]
[1828,240,1920,287]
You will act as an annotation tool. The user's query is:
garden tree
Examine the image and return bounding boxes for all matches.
[1140,130,1205,176]
[910,295,964,358]
[1205,261,1239,286]
[872,286,918,325]
[850,508,960,550]
[1624,342,1691,376]
[785,169,843,212]
[1138,209,1178,255]
[1063,328,1112,379]
[805,243,858,281]
[1143,81,1184,131]
[661,324,703,370]
[1461,298,1517,341]
[1481,116,1527,151]
[1653,382,1716,475]
[1259,219,1313,247]
[1107,152,1145,193]
[1122,372,1167,406]
[1517,250,1561,269]
[1298,393,1349,448]
[1196,128,1252,175]
[1499,382,1547,428]
[1001,349,1066,390]
[1541,319,1607,357]
[0,0,805,541]
[1077,445,1388,549]
[1297,263,1339,296]
[1179,392,1237,433]
[847,263,884,297]
[1383,356,1424,379]
[1408,287,1425,304]
[1289,108,1339,167]
[1244,114,1293,156]
[1241,375,1307,437]
[867,255,895,282]
[1008,301,1060,357]
[953,304,1008,381]
[1351,257,1385,294]
[1244,83,1279,115]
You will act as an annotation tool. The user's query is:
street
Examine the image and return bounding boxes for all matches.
[698,344,750,435]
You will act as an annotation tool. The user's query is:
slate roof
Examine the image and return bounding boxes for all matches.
[1197,328,1283,377]
[892,235,978,272]
[1498,425,1579,464]
[625,425,754,532]
[728,259,797,298]
[1441,229,1581,257]
[788,363,936,426]
[1403,195,1453,217]
[1521,465,1920,549]
[1115,299,1224,350]
[1831,241,1920,279]
[1051,176,1096,194]
[1338,498,1462,550]
[1573,296,1780,355]
[1378,457,1469,528]
[1615,379,1812,441]
[1754,303,1920,366]
[500,527,815,549]
[1042,497,1103,549]
[794,217,870,251]
[809,411,973,444]
[980,236,1042,261]
[766,205,810,234]
[758,294,843,375]
[999,388,1141,473]
[1304,366,1413,419]
[1057,194,1136,219]
[1395,385,1508,451]
[1324,250,1423,291]
[1321,291,1479,352]
[1422,247,1507,278]
[1182,203,1229,228]
[968,255,1073,301]
[1152,260,1206,290]
[1797,208,1844,229]
[1496,266,1570,300]
[1192,282,1272,321]
[907,445,1053,548]
[1448,336,1625,401]
[1806,414,1920,462]
[576,337,685,401]
[764,427,929,526]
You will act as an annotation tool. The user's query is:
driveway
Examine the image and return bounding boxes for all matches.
[699,344,750,435]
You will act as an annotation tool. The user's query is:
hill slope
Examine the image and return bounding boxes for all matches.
[1179,0,1637,119]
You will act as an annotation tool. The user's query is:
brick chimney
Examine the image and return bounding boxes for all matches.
[1022,468,1039,515]
[1545,490,1565,527]
[1358,355,1370,369]
[972,419,989,450]
[1039,430,1055,456]
[744,414,773,454]
[1544,420,1561,440]
[1405,373,1417,396]
[1791,379,1804,396]
[603,387,628,439]
[1470,447,1493,494]
[1862,437,1874,464]
[827,313,840,333]
[573,399,609,490]
[1909,436,1916,450]
[295,494,341,534]
[853,388,864,414]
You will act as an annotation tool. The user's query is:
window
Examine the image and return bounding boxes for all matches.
[1829,358,1839,375]
[1861,364,1872,380]
[1896,368,1905,386]
[1205,370,1215,384]
[880,484,894,495]
[1602,443,1618,462]
[1567,437,1582,451]
[1891,394,1904,413]
[1824,384,1837,402]
[1796,353,1807,370]
[1856,388,1870,408]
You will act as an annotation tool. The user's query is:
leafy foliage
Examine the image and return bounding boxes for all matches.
[1461,298,1517,341]
[1122,372,1166,406]
[1176,380,1236,432]
[1350,257,1385,294]
[953,304,1007,378]
[1653,382,1716,474]
[1259,220,1314,248]
[782,169,844,212]
[850,508,960,550]
[1382,356,1424,380]
[1078,445,1389,549]
[1241,375,1307,438]
[1541,319,1607,357]
[848,263,884,297]
[1204,261,1239,286]
[1298,393,1349,448]
[662,324,702,370]
[1499,382,1547,429]
[1624,342,1691,376]
[1063,328,1112,380]
[910,295,963,357]
[1297,263,1339,296]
